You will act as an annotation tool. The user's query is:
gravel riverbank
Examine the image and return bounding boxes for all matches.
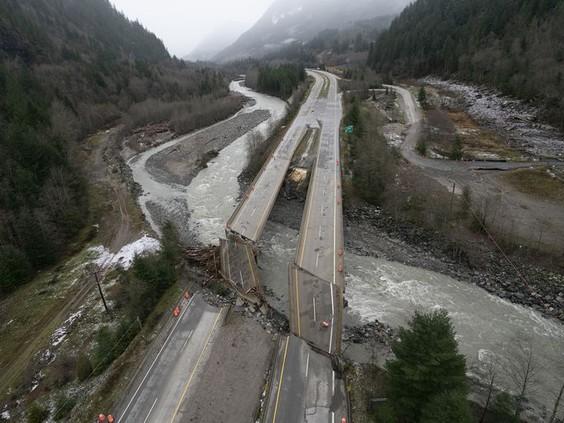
[146,110,270,186]
[345,204,564,324]
[424,77,564,160]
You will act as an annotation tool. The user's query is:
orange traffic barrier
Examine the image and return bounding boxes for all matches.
[337,249,344,257]
[98,415,106,423]
[107,416,115,423]
[184,290,191,300]
[338,263,344,273]
[173,306,181,317]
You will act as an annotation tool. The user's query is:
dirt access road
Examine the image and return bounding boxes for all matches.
[388,84,564,253]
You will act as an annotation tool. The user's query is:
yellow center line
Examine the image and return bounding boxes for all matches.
[271,336,290,423]
[169,309,224,423]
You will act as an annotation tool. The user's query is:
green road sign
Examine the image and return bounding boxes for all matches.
[344,125,354,134]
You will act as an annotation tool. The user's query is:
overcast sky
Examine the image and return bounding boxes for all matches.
[110,0,274,57]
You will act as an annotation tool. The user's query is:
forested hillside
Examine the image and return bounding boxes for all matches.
[368,0,564,130]
[246,64,306,99]
[0,0,230,295]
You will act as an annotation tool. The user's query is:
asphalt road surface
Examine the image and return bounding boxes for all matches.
[115,293,225,423]
[263,335,347,423]
[227,71,325,242]
[296,71,344,290]
[289,70,344,355]
[289,265,341,354]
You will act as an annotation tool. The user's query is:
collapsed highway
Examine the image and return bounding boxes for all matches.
[223,70,348,423]
[115,70,348,423]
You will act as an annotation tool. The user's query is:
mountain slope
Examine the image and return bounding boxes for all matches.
[368,0,564,130]
[0,0,229,295]
[0,0,169,63]
[185,22,249,62]
[216,0,408,62]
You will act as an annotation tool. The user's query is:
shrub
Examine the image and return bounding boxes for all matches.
[92,321,139,374]
[450,136,463,160]
[76,353,93,381]
[418,86,427,107]
[53,395,76,421]
[92,326,115,374]
[416,138,428,156]
[27,403,49,423]
[44,354,75,388]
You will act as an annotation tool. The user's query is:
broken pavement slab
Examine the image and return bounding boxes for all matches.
[219,235,262,304]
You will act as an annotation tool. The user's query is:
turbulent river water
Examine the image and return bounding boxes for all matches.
[128,82,564,420]
[128,80,287,243]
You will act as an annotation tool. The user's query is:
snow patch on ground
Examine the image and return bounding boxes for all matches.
[382,123,404,148]
[88,235,161,270]
[51,309,83,347]
[425,77,564,159]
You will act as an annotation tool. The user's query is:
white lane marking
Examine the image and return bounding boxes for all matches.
[332,370,335,397]
[315,252,320,268]
[250,207,257,217]
[118,296,195,423]
[142,398,159,423]
[332,411,335,423]
[239,270,244,287]
[312,297,317,322]
[332,76,339,287]
[329,283,334,354]
[305,352,310,378]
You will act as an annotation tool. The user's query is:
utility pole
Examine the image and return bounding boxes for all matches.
[92,267,111,318]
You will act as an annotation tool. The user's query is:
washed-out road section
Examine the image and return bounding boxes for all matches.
[227,72,324,242]
[262,71,348,423]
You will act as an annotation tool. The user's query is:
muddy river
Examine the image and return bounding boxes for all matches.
[128,82,564,420]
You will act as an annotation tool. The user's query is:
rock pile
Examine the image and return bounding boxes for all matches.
[424,77,564,160]
[344,320,395,346]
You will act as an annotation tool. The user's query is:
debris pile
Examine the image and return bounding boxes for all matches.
[185,246,221,279]
[344,320,395,346]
